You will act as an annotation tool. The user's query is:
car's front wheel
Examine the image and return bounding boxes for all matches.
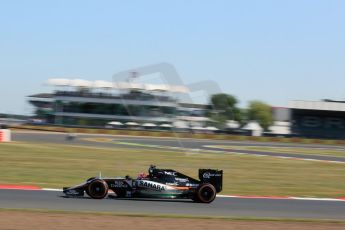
[195,183,216,203]
[87,179,108,199]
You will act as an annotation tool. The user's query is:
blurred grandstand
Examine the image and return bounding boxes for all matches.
[28,78,210,130]
[26,78,345,139]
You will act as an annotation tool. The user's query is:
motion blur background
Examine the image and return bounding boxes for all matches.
[1,0,345,139]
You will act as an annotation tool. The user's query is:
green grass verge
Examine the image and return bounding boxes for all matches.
[206,145,345,158]
[1,208,345,223]
[0,141,345,197]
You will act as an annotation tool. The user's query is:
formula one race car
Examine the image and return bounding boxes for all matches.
[63,165,223,203]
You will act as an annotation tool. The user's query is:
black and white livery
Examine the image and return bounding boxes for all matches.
[63,165,223,203]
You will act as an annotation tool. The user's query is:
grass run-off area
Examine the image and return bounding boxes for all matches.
[206,145,345,158]
[0,141,344,198]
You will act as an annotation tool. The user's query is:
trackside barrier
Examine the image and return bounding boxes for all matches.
[12,125,345,146]
[0,129,11,142]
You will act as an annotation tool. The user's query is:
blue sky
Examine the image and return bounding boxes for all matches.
[0,0,344,114]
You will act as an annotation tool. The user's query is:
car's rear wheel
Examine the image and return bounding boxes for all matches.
[87,179,108,199]
[195,183,216,203]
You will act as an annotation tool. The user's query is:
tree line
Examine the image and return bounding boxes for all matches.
[208,93,273,130]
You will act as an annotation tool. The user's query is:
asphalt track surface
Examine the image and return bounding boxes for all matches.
[12,131,345,163]
[1,189,345,220]
[4,131,345,219]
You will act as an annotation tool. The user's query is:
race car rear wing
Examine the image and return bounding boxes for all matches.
[199,169,223,193]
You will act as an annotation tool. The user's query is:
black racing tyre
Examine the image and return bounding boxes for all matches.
[87,179,108,199]
[85,177,96,197]
[195,183,216,203]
